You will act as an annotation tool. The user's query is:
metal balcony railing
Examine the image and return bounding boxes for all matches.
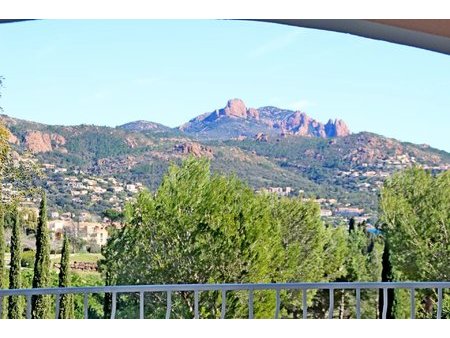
[0,282,449,319]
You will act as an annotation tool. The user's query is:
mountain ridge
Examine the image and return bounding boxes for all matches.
[1,109,449,221]
[179,98,350,140]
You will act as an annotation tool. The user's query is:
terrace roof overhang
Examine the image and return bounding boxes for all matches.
[1,19,450,55]
[260,19,450,56]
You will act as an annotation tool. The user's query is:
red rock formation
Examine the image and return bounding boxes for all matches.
[179,99,350,139]
[50,133,66,145]
[174,142,213,158]
[6,129,19,145]
[24,131,53,153]
[223,99,248,118]
[222,99,260,120]
[24,131,66,153]
[247,108,260,120]
[325,119,350,137]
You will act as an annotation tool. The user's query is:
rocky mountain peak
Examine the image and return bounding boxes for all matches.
[221,98,260,120]
[223,99,247,118]
[179,98,260,133]
[325,119,350,137]
[179,99,351,140]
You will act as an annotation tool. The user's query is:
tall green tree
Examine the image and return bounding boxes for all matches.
[8,206,22,319]
[101,158,283,318]
[380,167,450,281]
[0,208,5,318]
[100,157,348,318]
[31,192,51,319]
[58,232,74,318]
[274,196,330,318]
[378,240,395,319]
[379,167,450,318]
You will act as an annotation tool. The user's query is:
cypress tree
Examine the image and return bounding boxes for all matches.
[58,232,74,318]
[378,240,395,319]
[8,206,22,319]
[0,208,5,318]
[348,217,355,232]
[31,192,51,319]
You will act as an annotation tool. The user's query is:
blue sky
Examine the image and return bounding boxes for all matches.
[0,19,449,151]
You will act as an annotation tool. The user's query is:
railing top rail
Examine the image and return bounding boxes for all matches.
[1,281,450,296]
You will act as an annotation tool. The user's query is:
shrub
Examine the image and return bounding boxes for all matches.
[21,250,35,268]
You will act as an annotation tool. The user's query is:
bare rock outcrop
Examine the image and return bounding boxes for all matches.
[325,119,350,137]
[179,98,350,139]
[24,131,66,153]
[6,129,20,145]
[179,98,260,132]
[24,131,52,153]
[173,142,213,158]
[223,99,260,120]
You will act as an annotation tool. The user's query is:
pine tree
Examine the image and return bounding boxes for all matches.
[58,232,74,318]
[8,206,22,319]
[31,192,51,319]
[0,208,5,318]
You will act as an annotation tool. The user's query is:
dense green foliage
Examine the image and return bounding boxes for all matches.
[100,158,384,318]
[21,250,36,268]
[8,206,22,319]
[1,269,104,319]
[58,233,74,318]
[380,167,450,318]
[31,193,52,318]
[0,209,5,317]
[102,209,124,224]
[65,130,131,160]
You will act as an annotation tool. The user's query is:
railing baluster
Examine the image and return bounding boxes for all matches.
[302,289,307,319]
[110,292,117,319]
[139,291,144,319]
[275,289,280,319]
[0,296,3,319]
[248,289,254,319]
[194,290,199,319]
[26,295,32,319]
[382,288,388,319]
[84,293,89,319]
[328,289,334,319]
[356,288,361,319]
[166,291,172,319]
[55,294,60,319]
[221,289,227,319]
[437,288,443,319]
[1,282,449,320]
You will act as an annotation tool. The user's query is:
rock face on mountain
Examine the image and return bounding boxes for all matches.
[179,99,260,133]
[24,131,66,153]
[173,142,213,159]
[179,98,350,140]
[6,129,20,145]
[325,119,350,137]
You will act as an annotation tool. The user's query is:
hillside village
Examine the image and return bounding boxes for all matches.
[3,148,447,253]
[1,102,449,250]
